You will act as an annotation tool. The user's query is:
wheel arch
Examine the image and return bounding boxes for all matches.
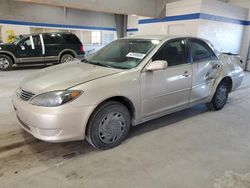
[220,76,233,92]
[210,75,233,102]
[0,51,16,64]
[85,96,136,136]
[59,49,77,60]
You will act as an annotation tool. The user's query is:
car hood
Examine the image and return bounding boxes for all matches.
[20,60,123,94]
[0,43,15,51]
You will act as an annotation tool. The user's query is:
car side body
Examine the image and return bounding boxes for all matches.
[0,32,85,70]
[12,35,244,149]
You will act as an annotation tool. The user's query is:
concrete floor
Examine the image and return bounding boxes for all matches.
[0,67,250,188]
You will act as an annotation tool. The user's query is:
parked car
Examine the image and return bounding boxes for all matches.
[0,32,85,70]
[12,35,244,149]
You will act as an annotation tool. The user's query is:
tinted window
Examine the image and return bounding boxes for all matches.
[190,39,211,62]
[63,34,81,44]
[152,39,188,67]
[43,34,63,45]
[32,35,41,46]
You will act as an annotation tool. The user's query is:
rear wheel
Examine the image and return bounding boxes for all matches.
[86,101,131,150]
[207,82,229,111]
[0,54,13,71]
[60,54,74,64]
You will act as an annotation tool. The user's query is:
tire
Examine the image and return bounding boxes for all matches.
[86,101,131,150]
[60,54,74,64]
[0,54,13,71]
[207,81,229,111]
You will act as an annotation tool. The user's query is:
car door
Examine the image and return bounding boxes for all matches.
[16,35,43,63]
[43,33,64,62]
[188,38,219,104]
[140,38,193,119]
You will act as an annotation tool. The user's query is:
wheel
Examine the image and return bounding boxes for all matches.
[60,54,74,64]
[86,101,131,150]
[0,54,13,71]
[207,81,229,111]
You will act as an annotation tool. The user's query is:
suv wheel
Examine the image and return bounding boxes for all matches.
[207,81,229,111]
[0,55,13,71]
[60,54,74,64]
[86,101,131,150]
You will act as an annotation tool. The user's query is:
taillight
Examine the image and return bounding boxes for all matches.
[80,45,84,52]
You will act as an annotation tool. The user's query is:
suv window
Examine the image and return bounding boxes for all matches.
[32,35,41,46]
[63,34,81,44]
[152,39,188,67]
[43,33,63,45]
[189,39,217,62]
[22,37,32,47]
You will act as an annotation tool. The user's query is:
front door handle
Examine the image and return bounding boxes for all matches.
[183,71,191,77]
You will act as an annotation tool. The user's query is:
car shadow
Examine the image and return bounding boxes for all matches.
[128,104,208,138]
[11,65,50,70]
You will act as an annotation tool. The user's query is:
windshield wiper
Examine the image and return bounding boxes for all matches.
[81,58,129,69]
[92,62,113,68]
[81,59,113,68]
[109,65,130,70]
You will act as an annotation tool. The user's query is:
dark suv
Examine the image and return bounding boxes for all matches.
[0,32,85,71]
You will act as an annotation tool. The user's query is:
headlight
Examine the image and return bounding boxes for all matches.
[30,90,83,107]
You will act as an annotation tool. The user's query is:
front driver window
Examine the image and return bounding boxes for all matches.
[21,37,32,49]
[152,39,187,67]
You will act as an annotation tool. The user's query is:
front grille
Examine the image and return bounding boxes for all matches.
[20,89,35,101]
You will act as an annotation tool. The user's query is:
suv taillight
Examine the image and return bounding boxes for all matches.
[80,45,84,52]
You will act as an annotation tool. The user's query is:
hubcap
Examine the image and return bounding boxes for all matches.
[98,112,126,144]
[216,85,228,107]
[62,56,73,63]
[0,58,10,69]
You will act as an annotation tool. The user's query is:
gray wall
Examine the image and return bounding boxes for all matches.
[18,0,159,17]
[0,0,116,28]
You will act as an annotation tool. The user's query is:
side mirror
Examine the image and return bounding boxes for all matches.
[146,60,168,71]
[20,45,25,51]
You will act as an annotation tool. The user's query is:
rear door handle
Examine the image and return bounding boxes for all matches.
[183,71,191,77]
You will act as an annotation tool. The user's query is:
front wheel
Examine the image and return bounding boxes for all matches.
[86,101,131,150]
[0,55,13,71]
[207,82,229,111]
[60,54,74,64]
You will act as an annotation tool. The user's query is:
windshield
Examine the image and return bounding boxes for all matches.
[87,39,159,69]
[12,36,24,45]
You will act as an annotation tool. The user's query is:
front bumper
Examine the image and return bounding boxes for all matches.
[12,94,95,142]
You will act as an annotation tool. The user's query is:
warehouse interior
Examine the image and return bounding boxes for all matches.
[0,0,250,187]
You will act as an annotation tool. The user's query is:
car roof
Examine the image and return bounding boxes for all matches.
[124,35,207,42]
[124,35,169,40]
[19,32,73,37]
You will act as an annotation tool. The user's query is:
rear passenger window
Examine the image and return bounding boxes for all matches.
[152,39,188,67]
[63,34,80,44]
[190,39,211,62]
[43,34,63,45]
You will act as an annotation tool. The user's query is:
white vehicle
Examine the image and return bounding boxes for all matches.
[12,35,244,149]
